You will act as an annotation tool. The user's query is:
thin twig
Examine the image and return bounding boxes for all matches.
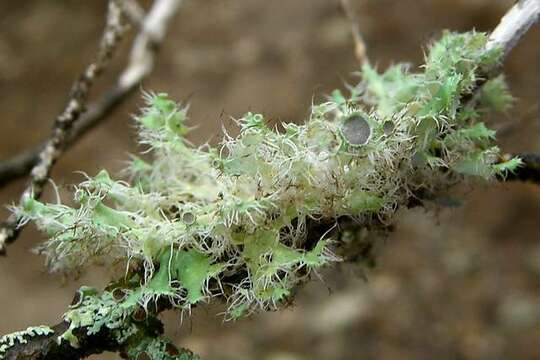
[121,0,146,28]
[119,0,184,89]
[0,1,128,254]
[0,87,131,188]
[460,0,540,109]
[339,0,369,66]
[0,0,183,189]
[0,0,183,254]
[486,0,540,61]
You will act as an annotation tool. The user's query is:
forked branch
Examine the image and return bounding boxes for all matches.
[0,0,184,254]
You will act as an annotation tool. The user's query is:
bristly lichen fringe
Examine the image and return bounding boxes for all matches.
[16,31,519,320]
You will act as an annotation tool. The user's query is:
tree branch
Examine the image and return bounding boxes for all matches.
[119,0,184,89]
[0,1,128,254]
[2,321,129,360]
[1,1,539,358]
[0,0,184,255]
[0,289,181,360]
[338,0,369,66]
[0,217,353,360]
[0,86,132,188]
[486,0,540,60]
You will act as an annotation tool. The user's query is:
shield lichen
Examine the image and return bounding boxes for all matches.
[0,326,54,359]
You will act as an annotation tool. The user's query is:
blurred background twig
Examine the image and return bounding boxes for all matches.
[339,0,369,65]
[0,0,183,254]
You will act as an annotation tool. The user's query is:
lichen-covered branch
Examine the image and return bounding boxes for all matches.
[2,2,539,359]
[0,29,519,354]
[11,32,521,318]
[0,286,199,360]
[0,0,184,254]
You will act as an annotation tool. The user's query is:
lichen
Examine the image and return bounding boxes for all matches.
[0,326,54,359]
[125,337,200,360]
[16,31,520,320]
[60,287,134,347]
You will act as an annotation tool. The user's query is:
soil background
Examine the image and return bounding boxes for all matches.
[1,1,540,359]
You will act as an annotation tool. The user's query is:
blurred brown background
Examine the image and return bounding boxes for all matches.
[1,1,540,359]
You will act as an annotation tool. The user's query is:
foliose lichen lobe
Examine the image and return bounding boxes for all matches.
[17,31,519,318]
[0,326,54,359]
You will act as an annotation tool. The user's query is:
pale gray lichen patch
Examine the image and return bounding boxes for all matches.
[0,325,54,359]
[60,287,133,348]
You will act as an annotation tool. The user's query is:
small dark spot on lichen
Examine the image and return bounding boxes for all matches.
[131,306,147,322]
[70,290,83,308]
[136,351,151,360]
[165,343,179,356]
[112,288,127,302]
[383,120,394,135]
